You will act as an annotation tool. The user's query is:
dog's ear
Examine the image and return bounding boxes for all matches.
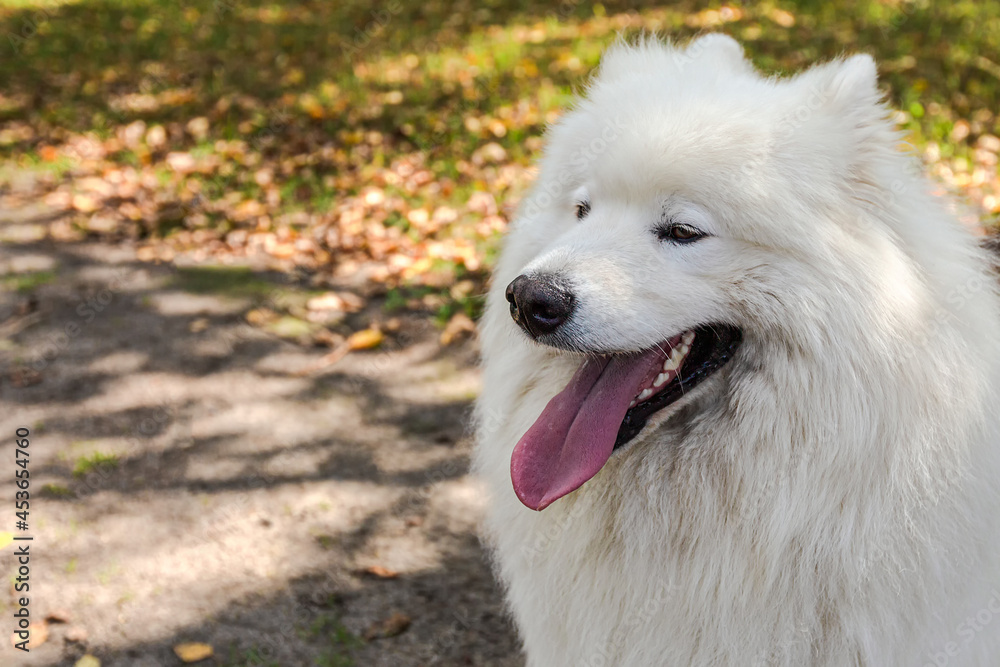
[812,54,880,110]
[791,54,884,130]
[778,55,898,201]
[596,34,755,83]
[685,33,753,74]
[780,54,891,157]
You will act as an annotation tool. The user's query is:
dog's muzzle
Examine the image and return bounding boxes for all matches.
[505,274,575,338]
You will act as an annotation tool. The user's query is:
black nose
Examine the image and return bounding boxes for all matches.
[505,275,575,338]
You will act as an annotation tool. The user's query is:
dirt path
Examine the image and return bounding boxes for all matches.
[0,205,522,666]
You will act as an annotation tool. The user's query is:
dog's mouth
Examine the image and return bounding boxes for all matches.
[510,324,742,510]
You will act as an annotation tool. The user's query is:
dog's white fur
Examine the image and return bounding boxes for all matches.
[474,35,1000,666]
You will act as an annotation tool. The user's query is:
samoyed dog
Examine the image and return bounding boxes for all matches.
[474,35,1000,666]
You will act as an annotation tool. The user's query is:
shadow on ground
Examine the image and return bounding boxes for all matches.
[0,205,520,666]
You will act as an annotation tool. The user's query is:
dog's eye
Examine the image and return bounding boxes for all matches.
[574,201,591,220]
[657,223,705,244]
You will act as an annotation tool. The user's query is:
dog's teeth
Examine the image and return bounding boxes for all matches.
[680,344,690,356]
[638,388,652,401]
[629,399,637,408]
[663,349,683,371]
[653,373,668,387]
[682,331,695,345]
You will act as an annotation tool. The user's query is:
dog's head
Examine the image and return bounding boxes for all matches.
[489,35,942,510]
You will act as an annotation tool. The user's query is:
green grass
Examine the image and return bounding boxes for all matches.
[264,314,316,339]
[72,451,119,477]
[2,270,56,292]
[171,266,278,298]
[298,614,362,667]
[220,646,281,667]
[40,482,74,498]
[95,561,121,586]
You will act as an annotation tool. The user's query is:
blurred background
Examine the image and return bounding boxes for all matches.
[0,1,998,665]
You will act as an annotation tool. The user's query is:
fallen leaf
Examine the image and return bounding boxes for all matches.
[71,194,99,213]
[45,609,72,624]
[347,328,383,351]
[357,565,398,579]
[145,125,167,148]
[188,318,209,333]
[10,367,42,388]
[769,8,796,27]
[265,316,313,339]
[363,611,411,641]
[39,145,60,162]
[21,622,48,649]
[338,292,364,312]
[121,120,147,149]
[246,308,278,325]
[440,313,476,346]
[306,292,346,312]
[0,532,12,550]
[66,626,89,643]
[268,242,296,258]
[293,324,383,375]
[173,642,214,663]
[166,152,196,173]
[186,117,210,140]
[74,656,100,667]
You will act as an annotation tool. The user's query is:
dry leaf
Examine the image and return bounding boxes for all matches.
[11,366,43,387]
[358,565,398,579]
[71,194,99,213]
[39,145,60,162]
[45,609,72,624]
[75,656,100,667]
[173,642,214,662]
[306,292,346,312]
[0,531,12,550]
[347,328,383,351]
[338,292,364,312]
[10,623,49,650]
[166,152,196,173]
[145,125,167,148]
[295,326,382,375]
[363,611,411,640]
[246,308,278,325]
[440,313,476,346]
[66,626,89,643]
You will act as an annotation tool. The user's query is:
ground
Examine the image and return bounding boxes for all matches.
[0,203,521,666]
[1,1,999,665]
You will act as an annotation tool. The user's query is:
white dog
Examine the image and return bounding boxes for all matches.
[474,35,1000,667]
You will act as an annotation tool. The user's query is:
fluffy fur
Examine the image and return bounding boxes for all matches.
[474,35,1000,666]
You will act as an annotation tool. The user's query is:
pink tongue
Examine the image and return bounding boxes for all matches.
[510,349,663,510]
